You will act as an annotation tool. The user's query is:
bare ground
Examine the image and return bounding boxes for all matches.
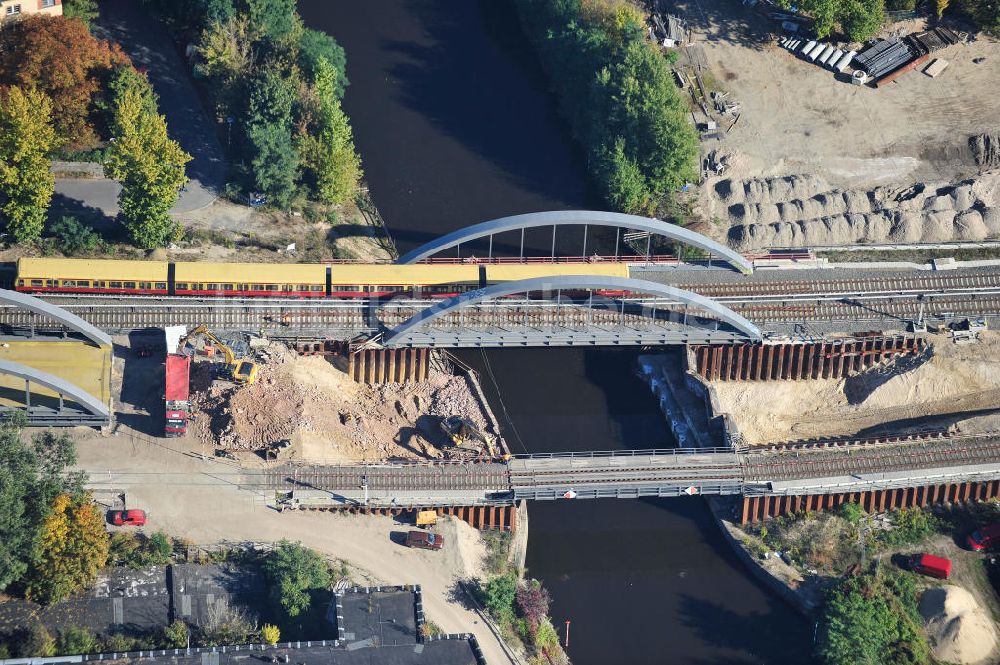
[711,331,1000,444]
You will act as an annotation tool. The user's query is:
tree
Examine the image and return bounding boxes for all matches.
[104,86,191,248]
[246,0,301,46]
[818,572,929,665]
[0,426,81,592]
[262,541,332,618]
[298,57,362,205]
[936,0,950,16]
[298,29,348,94]
[63,0,99,28]
[50,216,101,254]
[25,493,109,604]
[0,15,128,146]
[481,573,518,622]
[0,87,58,243]
[13,624,55,657]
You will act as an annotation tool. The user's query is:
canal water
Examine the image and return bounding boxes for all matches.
[299,2,811,663]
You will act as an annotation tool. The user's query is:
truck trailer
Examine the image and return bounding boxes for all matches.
[165,353,191,437]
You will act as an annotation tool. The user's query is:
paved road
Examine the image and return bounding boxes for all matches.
[54,0,224,218]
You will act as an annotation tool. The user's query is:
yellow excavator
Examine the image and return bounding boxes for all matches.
[180,325,259,385]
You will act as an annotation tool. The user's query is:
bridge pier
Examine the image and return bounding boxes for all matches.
[740,479,1000,524]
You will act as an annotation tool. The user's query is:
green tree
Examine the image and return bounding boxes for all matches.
[246,0,301,46]
[481,572,518,622]
[298,29,348,94]
[819,571,929,665]
[241,65,298,207]
[0,87,59,243]
[299,57,362,205]
[104,85,191,248]
[63,0,99,28]
[0,426,81,591]
[147,531,173,564]
[13,624,55,657]
[25,493,110,604]
[262,541,332,618]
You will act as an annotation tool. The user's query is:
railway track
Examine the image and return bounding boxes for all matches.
[253,462,510,492]
[745,437,1000,482]
[672,270,1000,298]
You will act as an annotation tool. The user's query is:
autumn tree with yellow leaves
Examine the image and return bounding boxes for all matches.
[0,87,59,243]
[26,493,109,604]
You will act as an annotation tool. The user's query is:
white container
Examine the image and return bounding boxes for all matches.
[807,43,825,61]
[828,49,845,69]
[801,40,817,55]
[817,45,836,65]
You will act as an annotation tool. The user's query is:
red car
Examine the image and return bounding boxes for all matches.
[109,509,147,526]
[405,531,443,550]
[967,523,1000,551]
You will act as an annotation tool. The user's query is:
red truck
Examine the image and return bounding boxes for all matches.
[165,354,191,437]
[910,553,952,579]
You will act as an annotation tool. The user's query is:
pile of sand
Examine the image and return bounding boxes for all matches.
[192,344,497,462]
[712,333,1000,444]
[704,172,1000,251]
[919,586,997,664]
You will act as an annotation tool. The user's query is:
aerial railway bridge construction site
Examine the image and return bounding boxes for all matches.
[5,210,1000,525]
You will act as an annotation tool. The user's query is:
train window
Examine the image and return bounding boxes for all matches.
[176,283,188,290]
[46,280,56,287]
[206,283,218,290]
[283,285,295,292]
[221,284,234,291]
[61,280,75,287]
[237,284,249,291]
[123,282,136,289]
[191,283,203,290]
[30,279,43,286]
[139,282,151,290]
[109,281,123,289]
[310,285,324,292]
[383,285,403,293]
[94,281,105,288]
[16,279,23,286]
[266,284,278,291]
[78,281,90,287]
[155,282,167,290]
[297,284,312,291]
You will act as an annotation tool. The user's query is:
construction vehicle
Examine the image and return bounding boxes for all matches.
[439,415,498,459]
[416,510,438,527]
[164,354,191,437]
[179,325,258,385]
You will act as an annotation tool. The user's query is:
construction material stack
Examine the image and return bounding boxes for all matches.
[165,354,191,437]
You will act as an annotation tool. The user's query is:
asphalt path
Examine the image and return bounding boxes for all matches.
[54,0,224,219]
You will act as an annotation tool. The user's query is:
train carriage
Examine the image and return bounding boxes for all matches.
[16,258,169,295]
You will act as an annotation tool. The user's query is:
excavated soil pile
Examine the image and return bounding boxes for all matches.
[711,332,1000,444]
[971,134,1000,170]
[919,586,997,665]
[192,345,496,462]
[703,172,1000,251]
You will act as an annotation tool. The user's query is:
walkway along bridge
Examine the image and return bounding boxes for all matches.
[5,211,1000,347]
[243,433,1000,526]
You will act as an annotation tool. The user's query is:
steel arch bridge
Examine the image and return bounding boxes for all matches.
[396,210,753,274]
[382,275,763,347]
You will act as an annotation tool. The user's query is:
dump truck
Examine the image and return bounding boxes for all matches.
[164,353,191,437]
[180,325,258,385]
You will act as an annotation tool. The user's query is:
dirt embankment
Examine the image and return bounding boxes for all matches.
[191,345,497,462]
[711,332,1000,444]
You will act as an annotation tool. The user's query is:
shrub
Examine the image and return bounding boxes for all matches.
[262,541,332,618]
[56,627,96,655]
[50,216,101,254]
[163,620,189,649]
[13,624,55,658]
[481,572,518,623]
[840,501,864,525]
[260,624,280,645]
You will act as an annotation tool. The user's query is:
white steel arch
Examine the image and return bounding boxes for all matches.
[383,275,762,346]
[396,210,753,274]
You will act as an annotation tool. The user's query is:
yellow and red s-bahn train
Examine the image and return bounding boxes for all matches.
[14,258,631,299]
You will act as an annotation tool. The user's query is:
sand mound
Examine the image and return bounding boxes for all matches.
[712,333,1000,444]
[920,586,997,664]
